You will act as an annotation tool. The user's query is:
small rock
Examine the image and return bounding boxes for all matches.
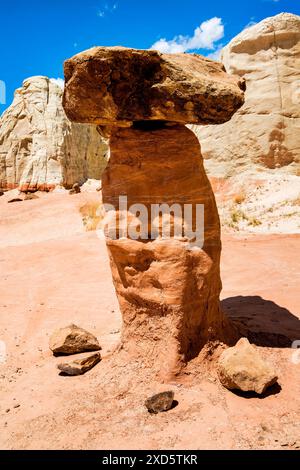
[69,183,81,195]
[49,324,101,355]
[13,404,20,409]
[5,408,10,413]
[145,391,175,414]
[8,198,23,203]
[218,338,278,395]
[57,352,101,375]
[24,193,39,200]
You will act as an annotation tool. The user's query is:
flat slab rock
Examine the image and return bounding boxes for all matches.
[218,338,278,395]
[63,46,245,127]
[145,391,175,414]
[49,324,101,355]
[57,352,101,375]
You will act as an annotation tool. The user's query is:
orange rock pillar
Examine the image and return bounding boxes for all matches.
[102,125,235,377]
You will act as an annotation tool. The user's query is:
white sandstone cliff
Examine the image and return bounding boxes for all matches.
[192,13,300,178]
[0,76,108,191]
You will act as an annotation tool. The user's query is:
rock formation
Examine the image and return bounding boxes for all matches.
[192,13,300,177]
[0,76,108,192]
[63,46,244,378]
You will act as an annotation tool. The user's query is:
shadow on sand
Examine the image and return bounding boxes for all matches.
[221,295,300,348]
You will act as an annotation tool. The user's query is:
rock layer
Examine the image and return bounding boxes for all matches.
[0,76,108,191]
[192,13,300,176]
[63,46,245,127]
[101,125,235,376]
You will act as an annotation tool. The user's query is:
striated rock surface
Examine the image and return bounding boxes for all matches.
[192,13,300,176]
[218,338,278,394]
[49,324,101,355]
[57,352,101,375]
[63,47,243,378]
[0,76,108,191]
[63,46,245,127]
[102,125,235,376]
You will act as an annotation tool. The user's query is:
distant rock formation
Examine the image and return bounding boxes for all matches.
[0,76,108,191]
[192,13,300,177]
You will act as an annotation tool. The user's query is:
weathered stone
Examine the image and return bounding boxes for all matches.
[102,125,236,376]
[145,391,175,414]
[49,324,101,355]
[8,198,23,203]
[0,76,108,192]
[63,47,243,378]
[63,46,245,127]
[192,13,300,176]
[69,182,81,195]
[24,193,39,200]
[57,352,101,375]
[218,338,278,394]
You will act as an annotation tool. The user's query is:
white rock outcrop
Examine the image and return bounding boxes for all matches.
[192,13,300,177]
[0,76,108,191]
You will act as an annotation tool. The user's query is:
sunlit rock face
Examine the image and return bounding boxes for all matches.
[192,13,300,177]
[63,46,244,378]
[0,76,108,191]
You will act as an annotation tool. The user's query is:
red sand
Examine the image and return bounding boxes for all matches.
[0,192,299,450]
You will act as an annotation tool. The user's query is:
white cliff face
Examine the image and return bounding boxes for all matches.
[0,76,108,191]
[192,13,300,177]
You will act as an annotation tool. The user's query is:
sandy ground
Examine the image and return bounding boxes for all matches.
[0,190,299,450]
[211,171,300,234]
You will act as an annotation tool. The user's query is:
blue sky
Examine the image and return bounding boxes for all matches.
[0,0,299,112]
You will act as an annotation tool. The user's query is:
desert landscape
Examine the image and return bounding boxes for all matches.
[0,9,299,452]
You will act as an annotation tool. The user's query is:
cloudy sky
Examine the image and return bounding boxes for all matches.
[0,0,299,112]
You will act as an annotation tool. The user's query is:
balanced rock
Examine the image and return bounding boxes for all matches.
[192,13,300,176]
[57,352,101,375]
[0,76,108,192]
[63,47,244,377]
[49,324,101,355]
[63,46,245,127]
[145,391,175,414]
[218,338,278,394]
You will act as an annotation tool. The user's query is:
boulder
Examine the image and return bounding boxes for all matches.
[63,46,245,127]
[145,391,175,414]
[57,352,101,375]
[192,13,300,176]
[218,338,278,394]
[0,76,108,192]
[49,324,101,355]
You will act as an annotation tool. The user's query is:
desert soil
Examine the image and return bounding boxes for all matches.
[0,190,299,450]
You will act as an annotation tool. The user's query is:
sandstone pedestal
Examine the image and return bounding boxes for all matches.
[63,47,244,377]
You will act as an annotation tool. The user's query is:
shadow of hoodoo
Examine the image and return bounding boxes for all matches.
[221,295,300,348]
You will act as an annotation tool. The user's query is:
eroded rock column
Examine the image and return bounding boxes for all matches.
[63,46,245,377]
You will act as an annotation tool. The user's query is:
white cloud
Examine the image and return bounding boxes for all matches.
[50,78,64,90]
[150,17,224,54]
[207,45,223,61]
[97,2,118,18]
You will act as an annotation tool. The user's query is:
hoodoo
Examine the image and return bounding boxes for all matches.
[63,46,245,378]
